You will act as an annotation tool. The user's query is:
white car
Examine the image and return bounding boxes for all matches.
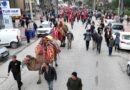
[37,21,53,37]
[105,22,124,33]
[111,22,124,34]
[113,32,130,50]
[0,46,9,61]
[104,19,115,26]
[0,28,21,48]
[127,61,130,76]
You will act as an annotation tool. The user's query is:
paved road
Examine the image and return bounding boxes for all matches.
[0,20,130,90]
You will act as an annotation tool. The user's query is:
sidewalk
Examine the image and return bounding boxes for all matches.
[123,20,130,32]
[124,24,130,32]
[8,19,41,60]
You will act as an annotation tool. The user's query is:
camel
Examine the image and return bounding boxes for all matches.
[23,37,60,84]
[57,21,68,47]
[23,55,44,84]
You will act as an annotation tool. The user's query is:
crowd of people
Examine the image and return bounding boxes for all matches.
[57,7,121,56]
[7,6,130,90]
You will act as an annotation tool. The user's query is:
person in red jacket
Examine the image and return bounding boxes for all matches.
[83,10,87,24]
[77,10,80,22]
[53,27,59,40]
[69,13,74,29]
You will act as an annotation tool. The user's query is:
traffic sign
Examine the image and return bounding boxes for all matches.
[0,1,10,8]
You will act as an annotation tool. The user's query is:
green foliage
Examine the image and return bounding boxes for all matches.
[111,0,130,9]
[78,1,82,6]
[111,0,118,9]
[124,0,130,7]
[124,9,130,16]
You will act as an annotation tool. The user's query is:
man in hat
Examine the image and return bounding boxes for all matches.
[67,72,82,90]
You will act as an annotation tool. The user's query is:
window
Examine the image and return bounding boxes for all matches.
[122,35,130,40]
[42,24,51,28]
[112,25,123,30]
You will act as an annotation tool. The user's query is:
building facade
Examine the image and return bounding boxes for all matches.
[9,0,38,14]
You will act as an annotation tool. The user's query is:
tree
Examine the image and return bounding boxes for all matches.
[111,0,130,9]
[39,0,45,9]
[78,1,82,6]
[124,0,130,8]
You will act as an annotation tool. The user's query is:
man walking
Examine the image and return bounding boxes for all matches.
[67,72,82,90]
[92,31,98,50]
[66,31,74,49]
[41,62,57,90]
[25,28,30,44]
[108,36,115,56]
[8,55,23,90]
[84,30,91,50]
[28,20,34,38]
[97,33,103,54]
[114,35,120,52]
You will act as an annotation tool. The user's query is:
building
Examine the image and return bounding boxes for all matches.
[9,0,38,14]
[9,0,25,11]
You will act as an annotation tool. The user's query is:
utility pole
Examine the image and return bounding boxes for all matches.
[29,0,33,20]
[118,0,121,16]
[120,0,124,16]
[82,0,84,8]
[93,0,96,10]
[56,0,58,18]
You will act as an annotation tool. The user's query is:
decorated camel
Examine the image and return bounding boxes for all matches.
[53,20,68,47]
[23,36,60,84]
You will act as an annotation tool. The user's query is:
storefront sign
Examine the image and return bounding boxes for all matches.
[2,8,21,16]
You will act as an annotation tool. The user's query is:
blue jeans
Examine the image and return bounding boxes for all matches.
[47,81,53,90]
[109,47,113,56]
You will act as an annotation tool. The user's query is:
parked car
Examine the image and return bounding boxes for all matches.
[104,19,115,26]
[37,21,54,37]
[111,22,124,33]
[105,22,124,33]
[113,32,130,50]
[127,61,130,76]
[0,28,21,48]
[0,46,9,61]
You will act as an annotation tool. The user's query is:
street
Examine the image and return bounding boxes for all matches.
[0,20,130,90]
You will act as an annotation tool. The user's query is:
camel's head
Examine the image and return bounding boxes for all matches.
[24,55,35,65]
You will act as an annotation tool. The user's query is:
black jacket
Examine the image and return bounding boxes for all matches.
[8,60,21,74]
[84,32,91,41]
[97,34,103,45]
[44,66,57,81]
[66,32,74,41]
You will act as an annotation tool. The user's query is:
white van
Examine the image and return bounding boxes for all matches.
[0,28,21,48]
